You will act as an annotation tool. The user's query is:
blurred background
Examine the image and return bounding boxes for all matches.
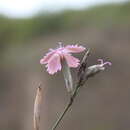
[0,0,130,130]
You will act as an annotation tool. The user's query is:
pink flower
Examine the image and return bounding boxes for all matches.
[97,59,112,67]
[40,44,86,74]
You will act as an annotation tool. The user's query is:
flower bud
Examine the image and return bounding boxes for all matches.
[78,58,111,86]
[86,64,105,78]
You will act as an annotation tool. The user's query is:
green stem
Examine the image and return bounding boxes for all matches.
[51,84,81,130]
[51,99,72,130]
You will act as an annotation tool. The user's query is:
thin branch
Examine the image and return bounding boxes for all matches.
[51,83,81,130]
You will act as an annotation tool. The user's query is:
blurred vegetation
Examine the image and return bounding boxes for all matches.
[0,2,130,130]
[0,2,130,50]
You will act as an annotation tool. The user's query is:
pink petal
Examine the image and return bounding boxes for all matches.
[65,44,86,53]
[63,53,80,68]
[46,53,61,75]
[40,50,55,64]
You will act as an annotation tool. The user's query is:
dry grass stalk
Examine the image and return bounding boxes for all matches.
[34,84,42,130]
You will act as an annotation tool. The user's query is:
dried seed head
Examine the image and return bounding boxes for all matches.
[34,85,42,130]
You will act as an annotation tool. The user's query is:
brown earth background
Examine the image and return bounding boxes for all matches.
[0,2,130,130]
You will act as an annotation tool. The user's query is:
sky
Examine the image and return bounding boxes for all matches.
[0,0,128,18]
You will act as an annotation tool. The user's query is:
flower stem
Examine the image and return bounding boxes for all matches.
[51,84,81,130]
[51,99,72,130]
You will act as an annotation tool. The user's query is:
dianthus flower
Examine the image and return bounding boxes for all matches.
[40,44,86,74]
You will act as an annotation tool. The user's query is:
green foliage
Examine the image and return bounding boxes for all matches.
[0,2,130,48]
